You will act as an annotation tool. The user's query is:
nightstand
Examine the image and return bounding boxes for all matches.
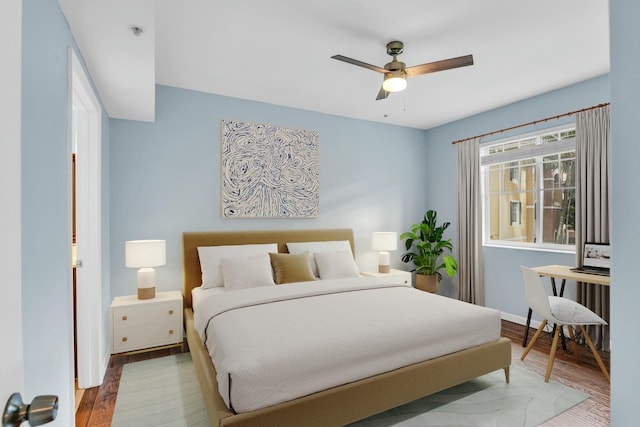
[361,269,412,286]
[110,290,183,361]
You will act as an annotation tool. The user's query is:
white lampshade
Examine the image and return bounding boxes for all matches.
[125,240,166,299]
[372,232,397,273]
[125,240,166,268]
[372,232,398,251]
[382,71,407,92]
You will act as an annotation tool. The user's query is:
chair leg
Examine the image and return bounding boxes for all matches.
[503,366,510,384]
[521,319,547,361]
[545,326,561,382]
[567,325,581,364]
[579,325,610,382]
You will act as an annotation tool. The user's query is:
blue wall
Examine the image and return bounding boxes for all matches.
[423,74,610,317]
[610,0,640,423]
[21,1,111,425]
[109,85,429,298]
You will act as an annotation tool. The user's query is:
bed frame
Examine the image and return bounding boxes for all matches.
[183,229,511,427]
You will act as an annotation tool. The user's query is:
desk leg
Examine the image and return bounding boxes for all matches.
[550,278,567,350]
[522,308,533,347]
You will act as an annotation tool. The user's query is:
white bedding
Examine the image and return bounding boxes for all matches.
[194,277,501,413]
[191,285,227,310]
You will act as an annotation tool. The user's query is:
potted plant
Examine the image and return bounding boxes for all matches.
[400,210,458,293]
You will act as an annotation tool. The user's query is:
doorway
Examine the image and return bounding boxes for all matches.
[69,49,104,392]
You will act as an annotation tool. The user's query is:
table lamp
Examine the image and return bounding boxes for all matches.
[125,239,166,299]
[372,232,397,273]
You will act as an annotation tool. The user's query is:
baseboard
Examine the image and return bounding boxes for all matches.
[99,351,110,385]
[500,311,543,330]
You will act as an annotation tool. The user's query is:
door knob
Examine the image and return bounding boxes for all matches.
[2,393,58,427]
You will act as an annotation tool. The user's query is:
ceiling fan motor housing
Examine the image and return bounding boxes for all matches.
[385,41,406,72]
[384,61,406,72]
[386,40,404,56]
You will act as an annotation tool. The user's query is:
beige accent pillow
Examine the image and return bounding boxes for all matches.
[269,252,317,284]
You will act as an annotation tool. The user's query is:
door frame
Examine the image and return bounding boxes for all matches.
[0,0,24,404]
[69,49,105,388]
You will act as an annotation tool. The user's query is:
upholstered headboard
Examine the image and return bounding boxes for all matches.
[182,228,355,308]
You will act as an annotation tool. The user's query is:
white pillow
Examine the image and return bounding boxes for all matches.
[221,255,275,291]
[198,243,278,288]
[549,296,607,325]
[314,250,360,280]
[286,240,353,277]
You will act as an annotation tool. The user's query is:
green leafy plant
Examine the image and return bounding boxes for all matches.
[400,210,458,281]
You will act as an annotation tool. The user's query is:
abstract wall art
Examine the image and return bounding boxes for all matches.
[221,119,320,218]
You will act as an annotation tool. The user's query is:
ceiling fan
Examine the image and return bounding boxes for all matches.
[331,41,474,100]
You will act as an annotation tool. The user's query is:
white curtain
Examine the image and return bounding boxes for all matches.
[575,105,610,350]
[457,138,483,305]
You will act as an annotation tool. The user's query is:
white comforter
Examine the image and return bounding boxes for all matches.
[194,277,501,413]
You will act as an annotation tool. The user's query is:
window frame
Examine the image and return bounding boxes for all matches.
[480,124,576,252]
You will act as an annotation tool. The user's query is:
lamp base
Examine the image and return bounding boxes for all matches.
[378,250,391,273]
[378,264,390,273]
[138,287,155,300]
[137,267,156,299]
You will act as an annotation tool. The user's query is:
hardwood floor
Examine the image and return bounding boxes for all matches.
[76,320,610,426]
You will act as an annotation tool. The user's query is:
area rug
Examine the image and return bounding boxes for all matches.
[111,353,208,427]
[350,366,589,427]
[112,354,589,427]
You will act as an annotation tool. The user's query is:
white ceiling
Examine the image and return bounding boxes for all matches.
[59,0,610,129]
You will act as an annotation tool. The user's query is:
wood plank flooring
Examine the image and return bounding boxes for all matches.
[75,320,610,426]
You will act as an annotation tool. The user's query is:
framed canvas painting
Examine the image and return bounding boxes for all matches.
[221,119,320,218]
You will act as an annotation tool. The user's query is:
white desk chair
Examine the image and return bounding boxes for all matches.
[520,266,610,383]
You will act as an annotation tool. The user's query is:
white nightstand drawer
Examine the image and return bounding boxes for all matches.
[113,322,181,353]
[113,301,180,328]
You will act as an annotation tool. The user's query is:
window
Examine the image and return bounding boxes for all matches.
[509,162,519,184]
[510,201,521,225]
[481,125,576,250]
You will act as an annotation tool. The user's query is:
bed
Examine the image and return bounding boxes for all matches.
[183,228,511,427]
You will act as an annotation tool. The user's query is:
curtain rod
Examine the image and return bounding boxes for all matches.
[451,102,610,145]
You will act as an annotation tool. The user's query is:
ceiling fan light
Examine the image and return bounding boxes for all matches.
[382,71,407,92]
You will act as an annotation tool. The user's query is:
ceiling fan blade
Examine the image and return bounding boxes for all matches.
[405,54,474,77]
[376,86,389,101]
[331,55,387,73]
